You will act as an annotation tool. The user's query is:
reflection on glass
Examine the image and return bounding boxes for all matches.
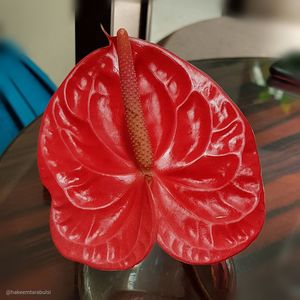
[78,245,235,300]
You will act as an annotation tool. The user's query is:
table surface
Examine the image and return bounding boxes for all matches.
[1,57,300,300]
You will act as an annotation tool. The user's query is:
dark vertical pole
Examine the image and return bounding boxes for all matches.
[75,0,112,63]
[139,0,150,40]
[224,0,246,16]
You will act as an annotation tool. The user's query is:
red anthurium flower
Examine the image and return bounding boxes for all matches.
[38,29,265,270]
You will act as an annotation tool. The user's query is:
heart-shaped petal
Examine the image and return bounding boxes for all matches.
[38,31,264,270]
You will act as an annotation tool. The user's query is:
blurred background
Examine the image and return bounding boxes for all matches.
[0,0,299,85]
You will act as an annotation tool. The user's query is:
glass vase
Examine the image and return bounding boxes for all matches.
[78,245,235,300]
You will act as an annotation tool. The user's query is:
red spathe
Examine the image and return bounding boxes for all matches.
[38,34,265,270]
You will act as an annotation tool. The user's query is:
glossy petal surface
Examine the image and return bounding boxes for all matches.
[38,35,265,269]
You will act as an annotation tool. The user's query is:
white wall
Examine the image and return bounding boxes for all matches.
[150,0,223,42]
[0,0,75,85]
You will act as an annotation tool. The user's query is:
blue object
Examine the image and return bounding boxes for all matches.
[0,40,56,155]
